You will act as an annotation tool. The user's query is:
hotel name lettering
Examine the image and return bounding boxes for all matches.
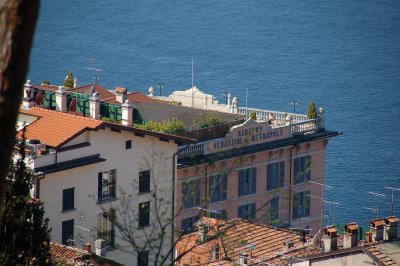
[213,125,284,149]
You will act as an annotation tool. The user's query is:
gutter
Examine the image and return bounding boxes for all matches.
[171,144,192,263]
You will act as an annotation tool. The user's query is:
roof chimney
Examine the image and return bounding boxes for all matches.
[197,221,208,243]
[55,86,67,112]
[323,225,338,252]
[238,252,248,266]
[384,216,399,241]
[115,87,127,103]
[121,100,133,126]
[23,80,34,109]
[86,242,92,253]
[95,239,106,257]
[89,91,100,120]
[370,218,385,242]
[343,222,358,248]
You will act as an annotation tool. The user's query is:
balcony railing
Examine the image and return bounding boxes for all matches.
[238,107,308,124]
[291,118,321,135]
[178,143,205,159]
[178,118,322,159]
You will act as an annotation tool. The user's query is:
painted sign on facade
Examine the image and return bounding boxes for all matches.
[207,120,291,153]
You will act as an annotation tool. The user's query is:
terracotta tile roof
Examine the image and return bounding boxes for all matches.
[71,84,115,100]
[50,242,89,264]
[33,84,60,92]
[19,107,103,148]
[104,91,158,104]
[176,218,313,265]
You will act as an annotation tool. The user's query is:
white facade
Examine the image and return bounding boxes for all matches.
[21,117,179,265]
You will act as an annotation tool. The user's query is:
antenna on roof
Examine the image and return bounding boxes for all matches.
[86,58,102,85]
[385,186,400,216]
[367,192,386,219]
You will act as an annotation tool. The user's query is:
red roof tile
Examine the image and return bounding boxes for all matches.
[176,218,314,265]
[50,242,89,264]
[19,107,103,148]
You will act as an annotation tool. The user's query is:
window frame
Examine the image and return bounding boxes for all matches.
[267,161,285,190]
[138,201,150,228]
[294,156,311,184]
[62,219,74,245]
[293,191,310,219]
[182,179,201,209]
[98,169,117,202]
[139,170,151,194]
[209,174,228,203]
[238,203,256,221]
[138,250,149,266]
[239,167,257,196]
[269,196,279,222]
[125,140,132,149]
[62,187,75,212]
[181,215,199,233]
[97,210,115,247]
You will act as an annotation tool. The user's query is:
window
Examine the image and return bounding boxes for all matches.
[98,169,116,202]
[239,167,256,196]
[62,187,74,211]
[209,174,227,203]
[181,215,199,233]
[125,140,132,149]
[267,161,285,190]
[238,203,256,221]
[139,170,151,193]
[269,196,279,222]
[138,250,149,266]
[209,209,227,220]
[294,156,311,184]
[97,210,115,247]
[62,219,74,245]
[293,191,310,219]
[182,179,200,209]
[139,201,150,227]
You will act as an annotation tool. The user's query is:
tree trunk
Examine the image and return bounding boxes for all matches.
[0,0,40,213]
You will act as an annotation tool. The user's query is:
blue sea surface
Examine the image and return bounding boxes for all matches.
[29,0,400,228]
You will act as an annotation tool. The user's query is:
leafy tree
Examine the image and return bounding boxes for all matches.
[64,71,75,88]
[0,135,52,265]
[42,79,50,85]
[307,101,317,119]
[250,111,257,120]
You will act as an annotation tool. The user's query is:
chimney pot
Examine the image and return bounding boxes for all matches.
[55,86,67,112]
[384,216,399,241]
[343,222,358,248]
[86,242,91,253]
[323,226,338,252]
[115,87,127,103]
[370,218,385,242]
[95,239,106,257]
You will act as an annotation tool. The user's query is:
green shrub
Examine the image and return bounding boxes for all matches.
[64,71,74,88]
[193,113,224,129]
[250,111,257,120]
[136,118,186,134]
[307,101,317,119]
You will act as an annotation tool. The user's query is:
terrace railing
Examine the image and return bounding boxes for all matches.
[238,107,308,124]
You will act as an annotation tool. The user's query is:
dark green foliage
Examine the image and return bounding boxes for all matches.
[193,113,224,129]
[249,111,257,120]
[42,79,50,85]
[64,71,74,88]
[0,136,52,265]
[136,118,186,134]
[307,101,317,119]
